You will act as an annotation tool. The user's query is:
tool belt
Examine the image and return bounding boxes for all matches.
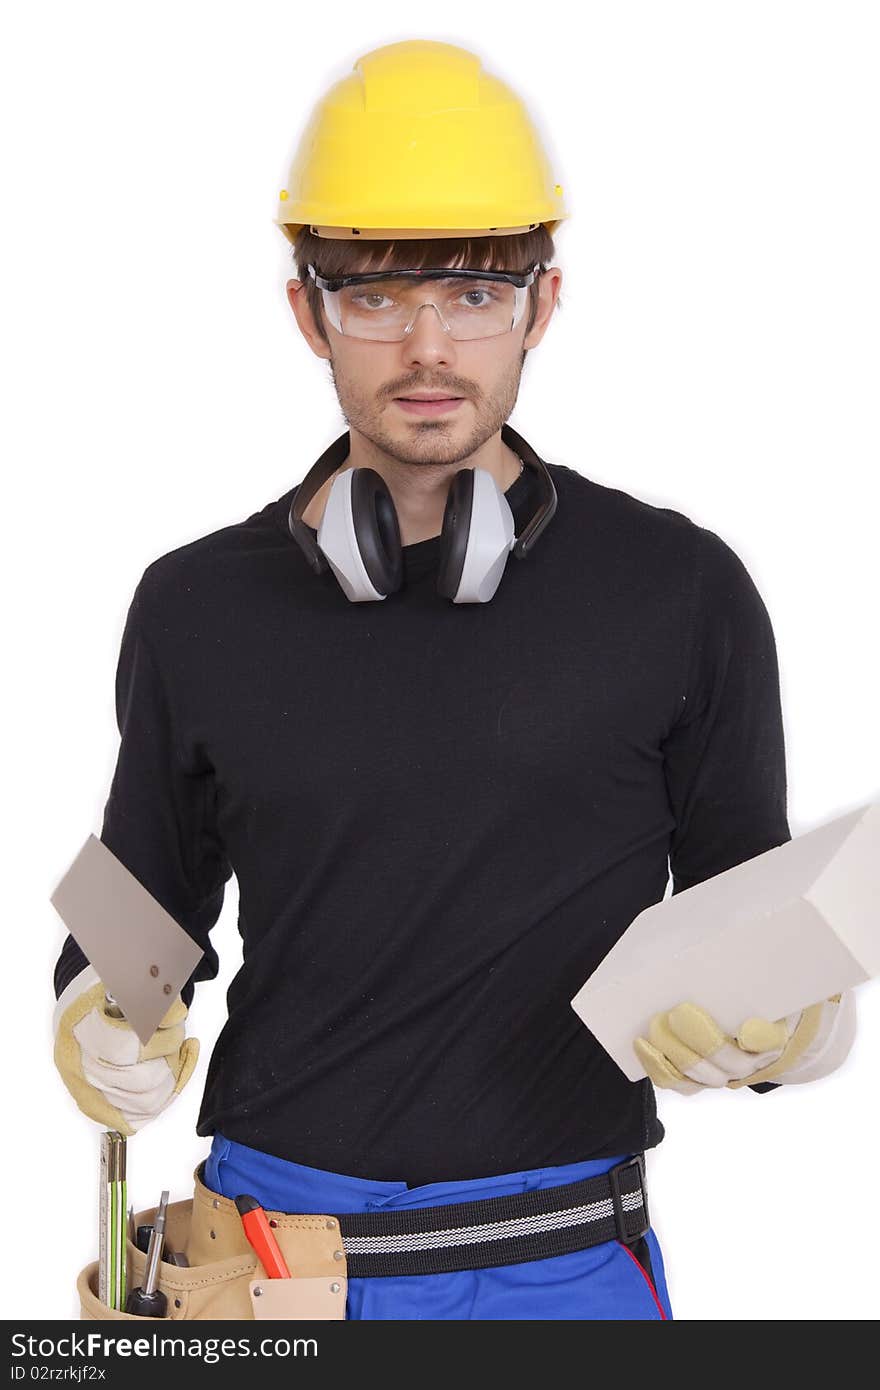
[77,1153,649,1321]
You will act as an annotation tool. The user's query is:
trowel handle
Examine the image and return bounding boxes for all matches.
[104,992,125,1019]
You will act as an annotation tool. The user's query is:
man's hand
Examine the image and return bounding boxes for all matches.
[52,965,200,1134]
[633,991,857,1094]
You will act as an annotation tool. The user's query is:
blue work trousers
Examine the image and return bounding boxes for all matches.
[204,1133,673,1320]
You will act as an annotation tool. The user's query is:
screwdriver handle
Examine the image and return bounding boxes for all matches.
[124,1286,167,1318]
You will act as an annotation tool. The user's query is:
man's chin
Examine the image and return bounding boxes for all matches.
[370,419,477,466]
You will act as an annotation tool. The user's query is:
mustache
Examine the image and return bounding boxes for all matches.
[385,380,476,399]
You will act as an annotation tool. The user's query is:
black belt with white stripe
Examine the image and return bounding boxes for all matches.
[334,1154,650,1278]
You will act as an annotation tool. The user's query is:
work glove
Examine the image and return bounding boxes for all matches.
[52,965,199,1134]
[633,990,856,1094]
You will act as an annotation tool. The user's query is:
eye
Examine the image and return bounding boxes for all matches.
[458,287,498,308]
[352,292,393,310]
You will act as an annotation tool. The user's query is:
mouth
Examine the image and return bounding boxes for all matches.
[394,394,465,416]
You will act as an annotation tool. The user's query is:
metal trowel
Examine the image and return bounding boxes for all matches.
[50,833,204,1044]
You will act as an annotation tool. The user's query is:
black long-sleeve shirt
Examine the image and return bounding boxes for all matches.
[54,430,790,1183]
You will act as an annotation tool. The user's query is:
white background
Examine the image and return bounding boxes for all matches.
[4,0,878,1321]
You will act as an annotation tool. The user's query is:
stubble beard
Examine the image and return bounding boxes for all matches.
[327,350,528,468]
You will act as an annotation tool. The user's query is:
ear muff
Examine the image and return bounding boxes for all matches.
[436,468,475,600]
[294,424,554,602]
[350,467,404,596]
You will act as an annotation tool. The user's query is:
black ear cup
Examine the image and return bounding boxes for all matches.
[436,469,475,600]
[350,467,404,596]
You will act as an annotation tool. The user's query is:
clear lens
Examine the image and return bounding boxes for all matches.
[320,276,529,341]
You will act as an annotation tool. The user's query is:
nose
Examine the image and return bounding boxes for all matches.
[400,302,457,369]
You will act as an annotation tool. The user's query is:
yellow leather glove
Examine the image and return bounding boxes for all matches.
[634,991,856,1094]
[53,965,200,1134]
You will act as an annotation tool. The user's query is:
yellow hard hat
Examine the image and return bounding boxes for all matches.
[275,39,567,243]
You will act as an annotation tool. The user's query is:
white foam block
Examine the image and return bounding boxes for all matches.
[570,800,880,1082]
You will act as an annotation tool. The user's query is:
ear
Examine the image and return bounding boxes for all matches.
[286,278,333,361]
[522,267,563,351]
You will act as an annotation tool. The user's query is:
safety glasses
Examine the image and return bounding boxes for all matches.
[307,263,540,342]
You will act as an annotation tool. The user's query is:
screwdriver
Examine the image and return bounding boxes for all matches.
[125,1190,169,1317]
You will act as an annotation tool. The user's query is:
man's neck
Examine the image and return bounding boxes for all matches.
[301,429,523,546]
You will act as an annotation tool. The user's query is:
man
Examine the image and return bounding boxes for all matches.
[52,39,856,1321]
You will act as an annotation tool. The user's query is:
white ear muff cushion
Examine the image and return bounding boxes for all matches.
[317,470,387,602]
[453,469,517,603]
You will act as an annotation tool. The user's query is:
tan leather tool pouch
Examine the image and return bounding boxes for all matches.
[77,1164,348,1321]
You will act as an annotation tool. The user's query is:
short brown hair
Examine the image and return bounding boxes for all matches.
[292,225,557,344]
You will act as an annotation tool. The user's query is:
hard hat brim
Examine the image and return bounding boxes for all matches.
[275,219,564,246]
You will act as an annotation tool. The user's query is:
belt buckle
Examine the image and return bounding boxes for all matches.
[608,1154,650,1244]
